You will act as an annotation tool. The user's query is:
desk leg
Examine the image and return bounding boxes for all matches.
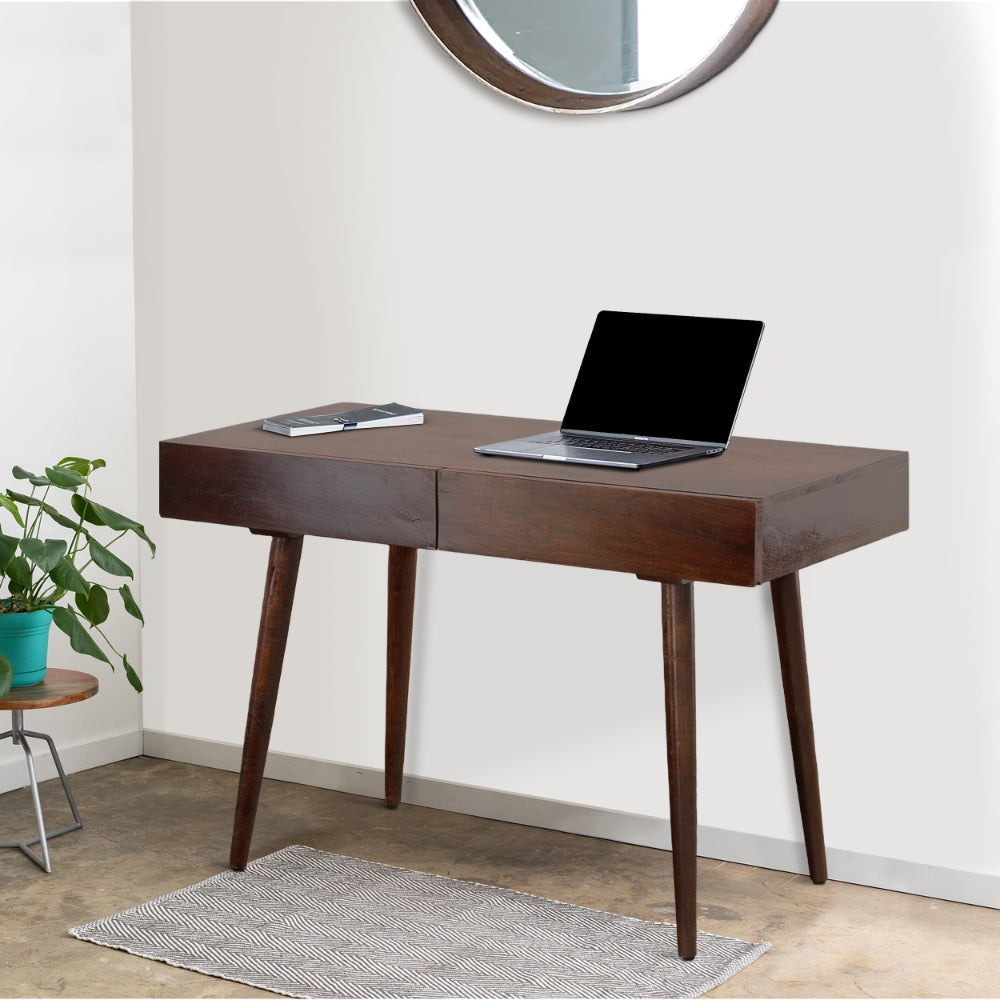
[385,546,418,809]
[770,571,828,885]
[660,580,698,960]
[230,533,304,871]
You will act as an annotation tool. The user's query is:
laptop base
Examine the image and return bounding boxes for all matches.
[474,433,717,470]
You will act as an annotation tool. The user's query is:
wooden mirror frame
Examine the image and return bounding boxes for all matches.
[409,0,779,114]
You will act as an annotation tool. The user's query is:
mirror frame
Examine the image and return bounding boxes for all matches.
[410,0,779,114]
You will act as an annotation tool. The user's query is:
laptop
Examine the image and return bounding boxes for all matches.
[474,310,764,470]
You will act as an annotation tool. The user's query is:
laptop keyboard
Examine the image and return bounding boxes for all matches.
[557,434,690,456]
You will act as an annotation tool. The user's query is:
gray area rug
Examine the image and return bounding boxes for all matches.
[70,845,769,998]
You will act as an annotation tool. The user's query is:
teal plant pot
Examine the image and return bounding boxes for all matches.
[0,606,54,687]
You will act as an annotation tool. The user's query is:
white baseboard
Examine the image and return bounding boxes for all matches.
[141,729,999,910]
[0,730,143,795]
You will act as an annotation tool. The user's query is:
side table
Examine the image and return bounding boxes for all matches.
[0,669,98,872]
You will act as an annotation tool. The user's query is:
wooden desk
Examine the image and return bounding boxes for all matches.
[160,405,908,958]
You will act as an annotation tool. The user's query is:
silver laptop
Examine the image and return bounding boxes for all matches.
[474,310,764,470]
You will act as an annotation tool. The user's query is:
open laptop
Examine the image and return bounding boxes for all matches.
[474,310,764,470]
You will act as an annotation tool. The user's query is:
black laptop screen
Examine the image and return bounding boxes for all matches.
[560,311,764,445]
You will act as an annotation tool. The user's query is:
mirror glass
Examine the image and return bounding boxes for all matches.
[456,0,753,96]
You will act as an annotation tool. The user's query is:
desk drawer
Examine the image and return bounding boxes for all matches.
[438,470,759,586]
[160,442,437,548]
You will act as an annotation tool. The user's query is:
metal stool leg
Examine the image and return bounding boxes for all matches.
[19,724,53,873]
[0,710,83,873]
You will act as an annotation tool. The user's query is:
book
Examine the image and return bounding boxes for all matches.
[262,403,424,437]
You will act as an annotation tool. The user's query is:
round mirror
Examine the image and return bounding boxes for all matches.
[410,0,778,113]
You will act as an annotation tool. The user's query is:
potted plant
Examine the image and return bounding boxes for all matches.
[0,456,154,699]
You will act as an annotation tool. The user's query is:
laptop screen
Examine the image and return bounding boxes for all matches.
[560,311,764,445]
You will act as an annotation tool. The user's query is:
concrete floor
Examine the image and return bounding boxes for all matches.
[0,757,996,998]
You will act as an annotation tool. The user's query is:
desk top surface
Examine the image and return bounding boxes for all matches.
[164,404,905,504]
[161,406,908,585]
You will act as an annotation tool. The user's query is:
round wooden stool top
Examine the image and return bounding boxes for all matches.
[0,669,99,711]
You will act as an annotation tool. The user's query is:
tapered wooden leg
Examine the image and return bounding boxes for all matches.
[661,580,698,960]
[385,546,418,809]
[230,533,304,871]
[770,571,827,884]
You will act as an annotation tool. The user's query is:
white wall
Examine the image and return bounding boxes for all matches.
[0,4,142,791]
[133,1,1000,905]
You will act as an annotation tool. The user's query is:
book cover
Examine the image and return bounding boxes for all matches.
[262,403,424,437]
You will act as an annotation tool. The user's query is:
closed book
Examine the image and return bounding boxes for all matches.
[262,403,424,437]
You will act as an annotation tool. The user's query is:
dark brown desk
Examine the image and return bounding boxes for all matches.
[160,405,908,958]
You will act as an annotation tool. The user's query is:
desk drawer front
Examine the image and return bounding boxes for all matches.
[160,443,437,548]
[438,471,758,585]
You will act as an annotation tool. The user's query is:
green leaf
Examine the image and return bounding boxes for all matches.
[19,537,68,573]
[49,556,89,596]
[0,533,18,572]
[119,583,144,624]
[71,496,155,556]
[123,653,142,693]
[76,584,110,626]
[58,457,105,477]
[11,467,48,487]
[6,490,42,508]
[57,457,100,477]
[0,493,25,529]
[6,493,86,533]
[119,584,144,624]
[44,465,86,490]
[87,537,133,578]
[5,555,33,590]
[51,606,110,664]
[71,494,106,526]
[40,503,85,534]
[0,654,12,700]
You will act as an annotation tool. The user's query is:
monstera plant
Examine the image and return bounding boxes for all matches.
[0,457,154,698]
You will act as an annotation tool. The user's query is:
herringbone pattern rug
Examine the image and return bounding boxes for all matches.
[70,845,769,998]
